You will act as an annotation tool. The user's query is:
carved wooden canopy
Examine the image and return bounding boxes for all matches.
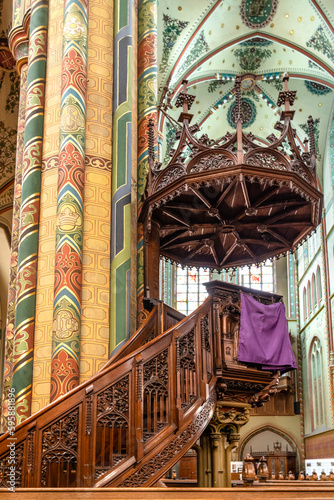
[139,75,323,271]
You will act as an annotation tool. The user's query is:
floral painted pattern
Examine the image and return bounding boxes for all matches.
[174,31,209,81]
[234,45,272,71]
[208,80,229,93]
[159,14,189,72]
[0,121,17,177]
[307,26,334,62]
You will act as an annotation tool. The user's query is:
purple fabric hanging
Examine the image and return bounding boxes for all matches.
[237,293,297,373]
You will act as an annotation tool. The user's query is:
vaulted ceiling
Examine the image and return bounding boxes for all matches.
[157,0,334,185]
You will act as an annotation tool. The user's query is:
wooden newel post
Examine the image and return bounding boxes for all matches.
[144,220,160,300]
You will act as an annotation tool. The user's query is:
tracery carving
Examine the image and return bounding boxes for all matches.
[155,165,185,191]
[95,377,129,471]
[0,442,24,489]
[188,154,234,174]
[119,395,216,487]
[41,408,79,487]
[96,376,129,426]
[201,315,211,352]
[245,152,287,170]
[145,328,156,344]
[143,350,169,440]
[178,329,197,409]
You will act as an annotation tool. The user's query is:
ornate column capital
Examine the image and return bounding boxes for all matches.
[8,9,31,74]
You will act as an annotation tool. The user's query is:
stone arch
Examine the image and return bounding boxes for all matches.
[238,425,301,472]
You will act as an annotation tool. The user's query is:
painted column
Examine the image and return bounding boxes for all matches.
[110,0,136,354]
[50,0,87,401]
[31,0,63,413]
[80,0,113,380]
[11,0,48,423]
[137,0,157,324]
[0,62,28,432]
[294,250,305,466]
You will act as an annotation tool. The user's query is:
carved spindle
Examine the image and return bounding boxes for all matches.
[307,115,316,159]
[176,337,180,372]
[235,76,244,163]
[234,76,242,125]
[27,431,34,474]
[148,119,155,161]
[137,362,143,402]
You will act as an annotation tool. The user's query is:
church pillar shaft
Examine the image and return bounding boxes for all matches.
[294,251,305,464]
[210,433,225,487]
[137,0,157,324]
[12,0,48,423]
[110,0,136,354]
[50,0,88,401]
[201,433,212,487]
[144,221,160,299]
[1,63,28,432]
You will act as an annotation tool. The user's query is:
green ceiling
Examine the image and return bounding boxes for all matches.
[157,0,334,185]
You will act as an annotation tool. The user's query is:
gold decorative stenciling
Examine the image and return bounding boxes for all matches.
[53,310,79,340]
[57,204,81,230]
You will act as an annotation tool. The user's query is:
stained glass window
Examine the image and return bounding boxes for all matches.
[239,260,275,293]
[172,260,275,315]
[176,267,210,315]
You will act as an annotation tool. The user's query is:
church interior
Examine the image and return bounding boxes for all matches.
[0,0,333,497]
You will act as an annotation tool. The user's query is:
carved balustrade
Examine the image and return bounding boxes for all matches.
[0,298,215,489]
[0,283,281,489]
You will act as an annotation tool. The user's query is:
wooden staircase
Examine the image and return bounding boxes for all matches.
[0,282,284,490]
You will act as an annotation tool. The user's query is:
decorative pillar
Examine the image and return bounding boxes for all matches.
[0,60,28,432]
[137,0,157,323]
[110,0,136,354]
[210,433,225,487]
[79,0,113,380]
[11,0,48,423]
[294,250,305,465]
[207,402,249,487]
[144,221,160,299]
[50,0,87,401]
[200,432,212,487]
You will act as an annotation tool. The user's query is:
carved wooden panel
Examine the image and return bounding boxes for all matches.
[201,314,212,378]
[0,442,24,489]
[178,329,197,410]
[41,408,79,487]
[119,395,216,487]
[95,376,129,471]
[143,350,169,441]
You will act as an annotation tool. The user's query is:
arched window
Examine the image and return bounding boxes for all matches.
[303,288,307,320]
[312,273,316,308]
[307,281,311,316]
[317,266,322,302]
[310,338,324,430]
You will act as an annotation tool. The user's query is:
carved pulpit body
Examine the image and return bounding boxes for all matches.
[205,281,287,407]
[221,314,240,363]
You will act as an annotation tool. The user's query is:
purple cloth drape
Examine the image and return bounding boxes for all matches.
[237,293,297,372]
